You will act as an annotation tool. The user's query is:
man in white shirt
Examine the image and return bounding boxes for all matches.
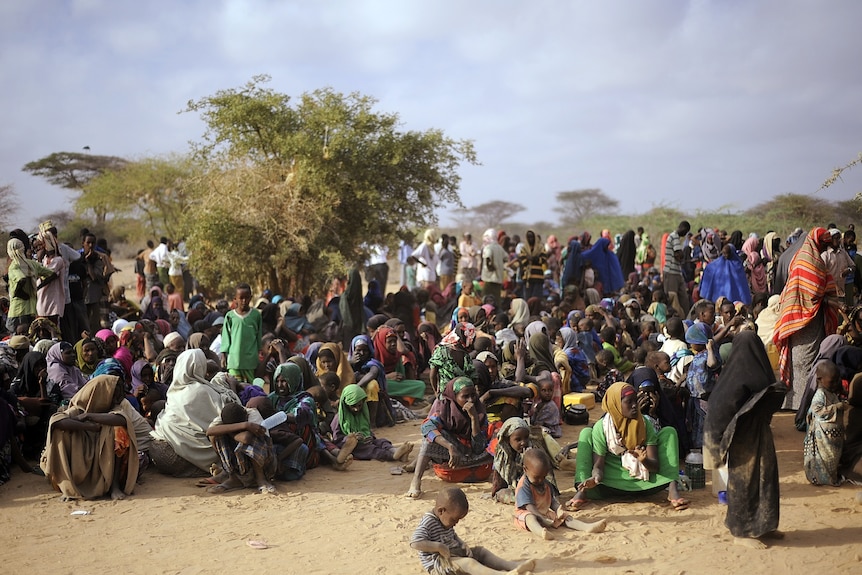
[481,229,507,303]
[149,237,170,286]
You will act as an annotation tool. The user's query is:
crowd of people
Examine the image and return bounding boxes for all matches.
[2,217,862,570]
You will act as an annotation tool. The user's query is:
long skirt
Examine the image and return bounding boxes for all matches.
[782,310,824,410]
[574,426,679,500]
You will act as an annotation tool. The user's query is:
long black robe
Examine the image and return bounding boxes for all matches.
[704,331,786,539]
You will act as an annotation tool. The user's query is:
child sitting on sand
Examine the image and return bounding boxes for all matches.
[331,383,413,462]
[411,486,536,575]
[515,449,601,539]
[205,402,277,494]
[530,380,562,438]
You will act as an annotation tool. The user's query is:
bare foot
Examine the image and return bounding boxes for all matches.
[540,527,554,540]
[206,475,244,494]
[571,518,606,533]
[338,434,359,464]
[394,442,414,461]
[515,559,536,573]
[405,485,422,499]
[110,485,127,501]
[402,460,416,473]
[332,455,353,471]
[734,536,767,549]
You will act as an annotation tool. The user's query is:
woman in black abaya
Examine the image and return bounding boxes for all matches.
[703,331,786,548]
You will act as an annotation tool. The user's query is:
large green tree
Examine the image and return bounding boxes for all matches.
[0,183,19,232]
[184,75,477,295]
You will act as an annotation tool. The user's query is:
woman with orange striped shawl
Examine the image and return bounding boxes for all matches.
[773,228,843,410]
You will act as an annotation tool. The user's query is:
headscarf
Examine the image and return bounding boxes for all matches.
[561,238,582,287]
[113,346,134,381]
[440,322,476,349]
[364,279,384,312]
[524,320,548,350]
[304,341,323,369]
[685,322,712,345]
[699,248,752,305]
[129,359,151,395]
[427,376,487,438]
[635,233,653,265]
[527,332,556,377]
[558,327,579,352]
[33,338,55,355]
[493,417,531,489]
[703,331,785,466]
[91,358,127,384]
[46,342,88,400]
[287,355,320,391]
[508,298,529,328]
[773,227,837,384]
[315,342,356,387]
[602,381,646,450]
[95,329,116,345]
[151,349,240,472]
[337,384,371,438]
[701,231,720,262]
[616,230,637,277]
[174,310,192,340]
[143,297,170,322]
[581,237,625,294]
[482,228,496,247]
[112,319,130,335]
[7,238,37,278]
[74,338,101,376]
[371,326,400,372]
[270,362,306,414]
[339,268,366,348]
[283,302,314,334]
[13,351,46,397]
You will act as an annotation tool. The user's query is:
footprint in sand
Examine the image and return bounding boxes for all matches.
[592,555,617,564]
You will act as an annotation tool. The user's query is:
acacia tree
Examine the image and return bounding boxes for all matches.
[79,154,199,240]
[184,75,477,295]
[22,151,128,223]
[556,189,619,228]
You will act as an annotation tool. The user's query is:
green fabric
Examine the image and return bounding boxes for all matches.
[7,260,52,318]
[270,363,304,413]
[338,384,371,438]
[452,376,473,393]
[575,417,679,500]
[221,308,262,371]
[384,358,426,400]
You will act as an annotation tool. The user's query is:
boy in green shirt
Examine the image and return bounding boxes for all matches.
[220,283,261,382]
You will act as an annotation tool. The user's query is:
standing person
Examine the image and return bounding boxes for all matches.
[545,234,562,285]
[437,234,455,291]
[35,229,66,328]
[339,268,366,351]
[167,241,188,303]
[821,228,854,300]
[704,331,786,549]
[220,283,262,383]
[773,228,841,411]
[365,244,390,292]
[149,237,170,287]
[517,230,547,300]
[6,238,56,335]
[662,221,692,317]
[458,233,478,284]
[398,239,413,288]
[141,240,159,294]
[412,229,439,290]
[80,233,111,334]
[616,230,637,279]
[133,248,147,301]
[481,229,507,304]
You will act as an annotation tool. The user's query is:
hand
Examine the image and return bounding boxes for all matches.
[578,476,599,490]
[479,391,492,404]
[220,355,228,370]
[437,542,451,559]
[637,392,653,414]
[630,446,648,462]
[514,339,526,361]
[74,413,89,422]
[462,400,478,419]
[447,445,461,468]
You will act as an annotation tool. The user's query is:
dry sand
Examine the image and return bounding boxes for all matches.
[2,410,861,575]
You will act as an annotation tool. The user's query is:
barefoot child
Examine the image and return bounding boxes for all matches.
[331,384,413,462]
[220,283,262,382]
[804,360,845,486]
[515,449,605,539]
[411,487,535,575]
[530,380,562,438]
[206,402,277,494]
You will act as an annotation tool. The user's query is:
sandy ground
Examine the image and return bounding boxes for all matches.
[2,409,862,575]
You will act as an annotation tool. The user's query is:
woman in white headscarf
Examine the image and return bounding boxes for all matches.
[149,349,240,476]
[6,238,56,333]
[411,229,439,289]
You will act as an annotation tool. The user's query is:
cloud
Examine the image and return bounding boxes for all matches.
[2,0,862,232]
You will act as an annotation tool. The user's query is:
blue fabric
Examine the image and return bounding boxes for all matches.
[581,237,624,294]
[699,251,751,305]
[561,239,582,287]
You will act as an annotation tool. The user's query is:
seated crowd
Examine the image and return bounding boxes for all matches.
[2,219,862,568]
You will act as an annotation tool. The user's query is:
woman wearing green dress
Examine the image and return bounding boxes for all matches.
[372,326,427,403]
[568,381,689,510]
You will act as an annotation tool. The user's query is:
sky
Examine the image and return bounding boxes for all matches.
[2,0,862,231]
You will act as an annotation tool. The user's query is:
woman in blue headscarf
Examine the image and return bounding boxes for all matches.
[699,244,752,305]
[580,237,624,295]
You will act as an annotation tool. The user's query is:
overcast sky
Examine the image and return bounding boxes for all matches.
[2,0,862,231]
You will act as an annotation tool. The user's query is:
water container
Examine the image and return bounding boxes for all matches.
[262,411,287,430]
[677,470,692,491]
[684,450,706,489]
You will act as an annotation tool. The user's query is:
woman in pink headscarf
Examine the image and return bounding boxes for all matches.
[742,235,768,294]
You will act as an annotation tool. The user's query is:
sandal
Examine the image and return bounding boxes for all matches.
[669,497,690,511]
[195,477,220,487]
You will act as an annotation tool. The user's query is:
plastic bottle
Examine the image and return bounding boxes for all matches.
[677,470,692,491]
[262,411,287,430]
